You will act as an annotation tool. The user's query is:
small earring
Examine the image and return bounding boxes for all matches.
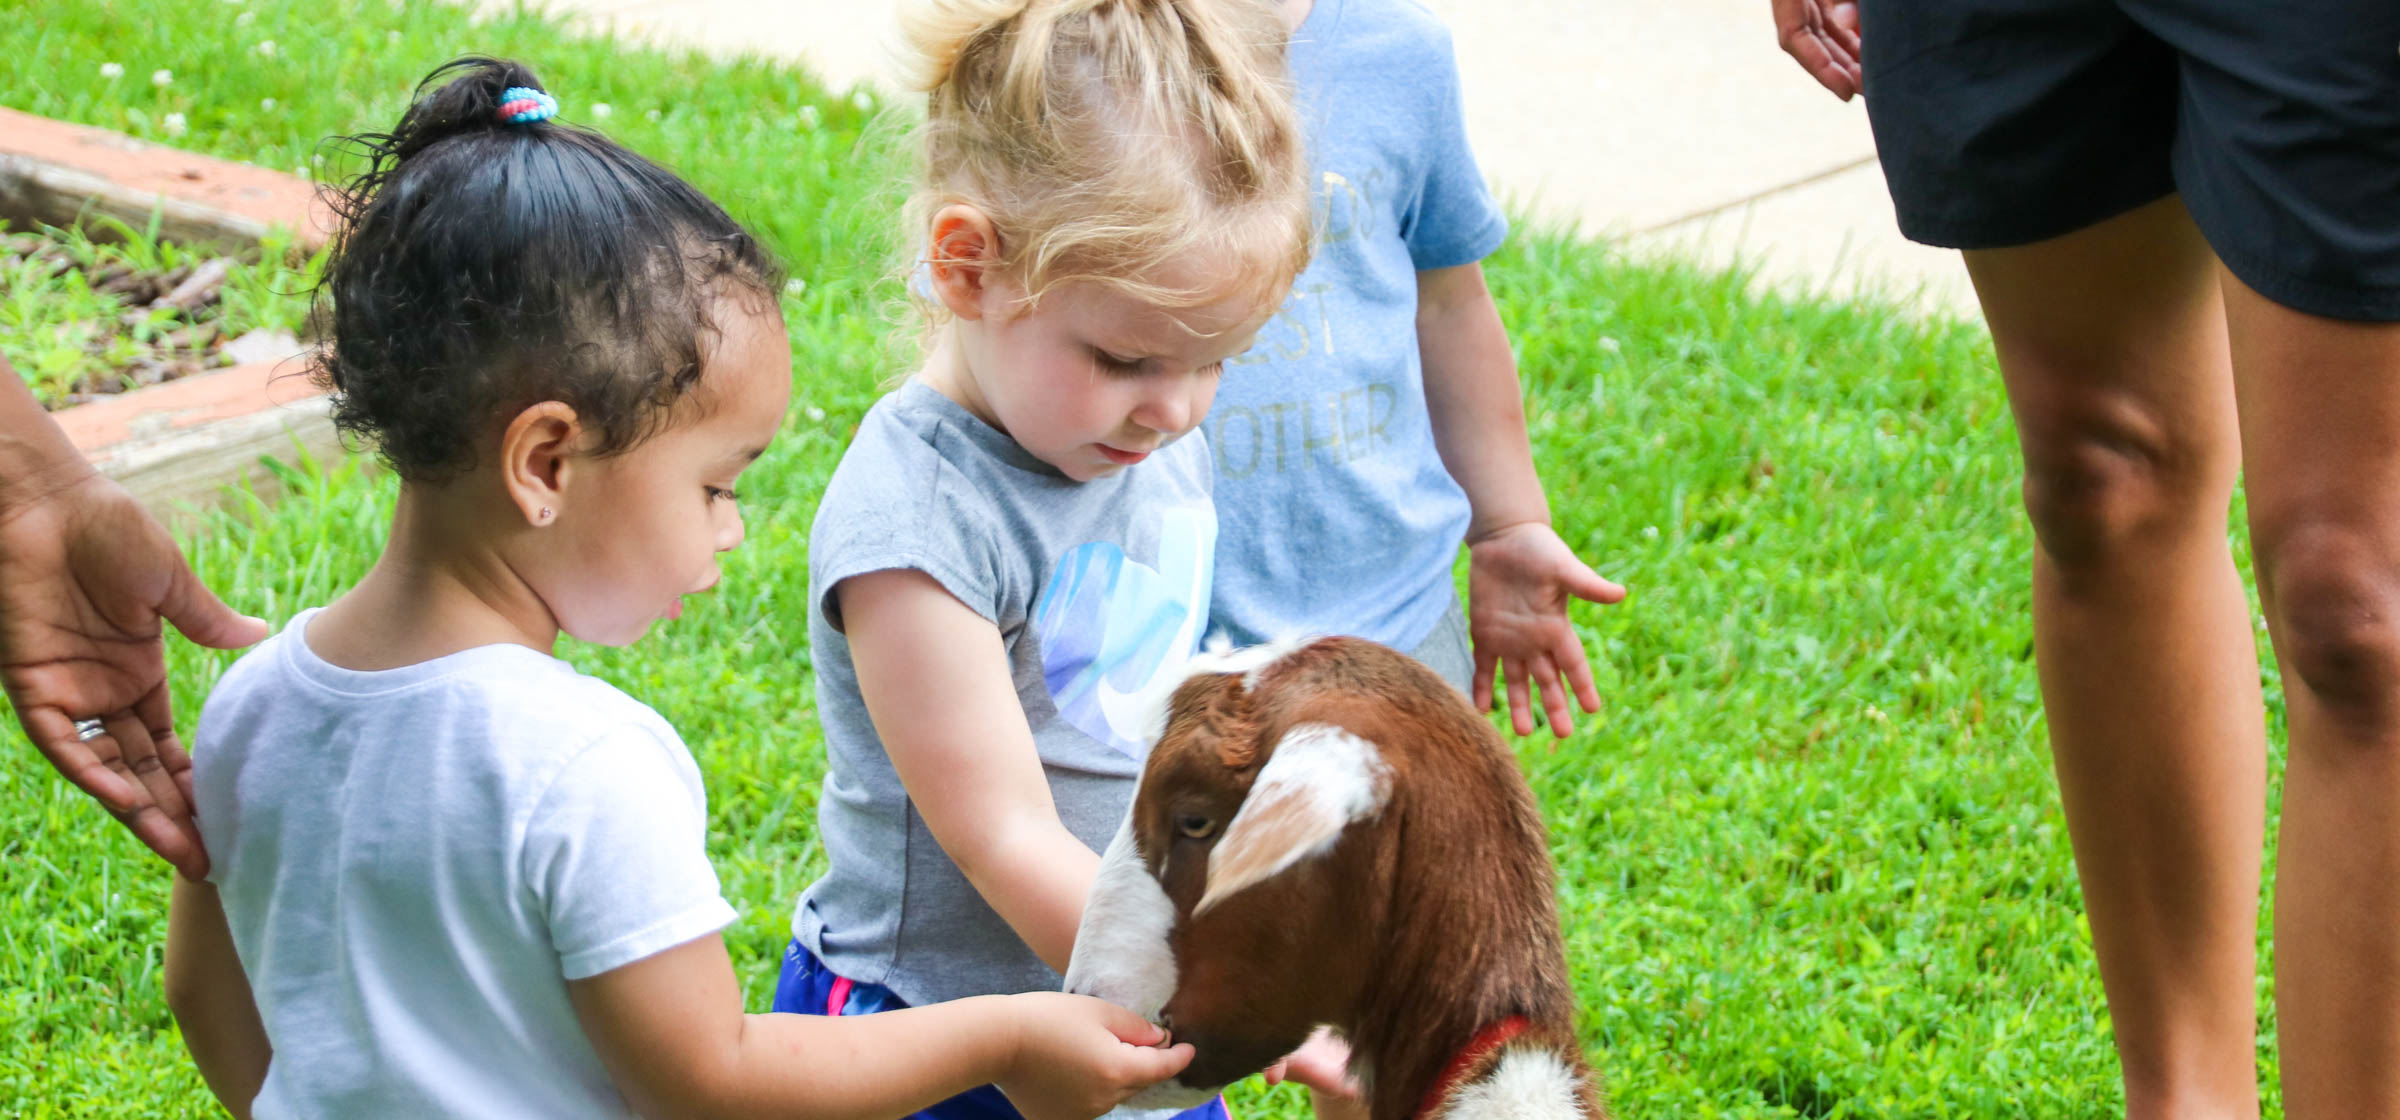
[538,507,553,523]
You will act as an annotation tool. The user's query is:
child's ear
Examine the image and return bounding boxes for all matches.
[927,203,1004,321]
[499,401,581,528]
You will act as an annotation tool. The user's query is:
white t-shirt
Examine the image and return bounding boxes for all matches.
[194,609,736,1118]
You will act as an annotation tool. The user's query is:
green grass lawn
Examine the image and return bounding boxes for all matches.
[3,1,2289,1116]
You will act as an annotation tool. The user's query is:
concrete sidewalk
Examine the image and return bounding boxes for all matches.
[518,0,1978,317]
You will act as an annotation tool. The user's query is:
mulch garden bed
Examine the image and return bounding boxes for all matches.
[6,223,308,409]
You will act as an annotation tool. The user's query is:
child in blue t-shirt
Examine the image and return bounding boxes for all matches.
[1211,0,1626,738]
[1206,2,1627,1111]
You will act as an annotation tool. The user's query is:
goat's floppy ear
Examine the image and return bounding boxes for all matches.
[1194,723,1392,916]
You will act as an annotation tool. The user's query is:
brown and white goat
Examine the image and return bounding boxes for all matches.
[1063,636,1608,1120]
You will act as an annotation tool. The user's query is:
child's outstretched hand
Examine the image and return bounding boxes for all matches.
[994,992,1196,1120]
[1466,522,1626,738]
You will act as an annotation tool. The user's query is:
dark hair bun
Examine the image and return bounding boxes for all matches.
[388,57,550,163]
[312,57,784,481]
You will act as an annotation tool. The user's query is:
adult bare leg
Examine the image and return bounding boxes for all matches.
[1964,196,2265,1118]
[2222,273,2400,1118]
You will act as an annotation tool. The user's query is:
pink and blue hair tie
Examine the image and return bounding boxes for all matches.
[496,86,559,125]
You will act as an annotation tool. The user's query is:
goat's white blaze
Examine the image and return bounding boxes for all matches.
[1064,814,1179,1021]
[1195,722,1392,916]
[1434,1048,1587,1120]
[1065,819,1218,1115]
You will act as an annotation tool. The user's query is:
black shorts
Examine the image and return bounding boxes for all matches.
[1860,0,2400,321]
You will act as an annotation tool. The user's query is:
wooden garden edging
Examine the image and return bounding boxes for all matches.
[53,357,340,514]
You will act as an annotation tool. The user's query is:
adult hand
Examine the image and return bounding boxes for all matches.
[1466,522,1625,739]
[1773,0,1863,100]
[994,992,1196,1120]
[0,468,267,879]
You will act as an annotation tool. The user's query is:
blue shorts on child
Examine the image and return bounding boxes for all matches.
[772,940,1231,1120]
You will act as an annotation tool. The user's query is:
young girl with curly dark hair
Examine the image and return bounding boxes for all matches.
[159,56,1190,1120]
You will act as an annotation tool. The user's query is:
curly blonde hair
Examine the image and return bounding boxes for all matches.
[897,0,1313,322]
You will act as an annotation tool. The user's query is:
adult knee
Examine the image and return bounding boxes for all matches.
[2017,417,2229,574]
[2259,522,2400,736]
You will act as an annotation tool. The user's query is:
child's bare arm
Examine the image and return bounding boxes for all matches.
[1418,262,1626,737]
[1418,261,1550,542]
[165,875,270,1119]
[567,932,1191,1120]
[836,568,1101,971]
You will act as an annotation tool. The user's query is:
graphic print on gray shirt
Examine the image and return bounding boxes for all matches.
[794,380,1216,1006]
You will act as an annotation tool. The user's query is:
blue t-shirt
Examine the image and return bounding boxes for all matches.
[1203,0,1509,652]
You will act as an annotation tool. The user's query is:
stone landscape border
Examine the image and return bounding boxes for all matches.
[1,106,344,517]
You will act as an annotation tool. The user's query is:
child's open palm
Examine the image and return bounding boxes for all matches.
[1466,523,1625,738]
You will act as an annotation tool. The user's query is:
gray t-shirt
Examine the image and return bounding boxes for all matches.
[794,380,1217,1006]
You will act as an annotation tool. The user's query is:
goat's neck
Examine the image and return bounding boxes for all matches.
[1339,795,1603,1118]
[1342,973,1598,1120]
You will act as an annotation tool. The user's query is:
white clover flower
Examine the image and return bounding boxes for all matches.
[257,39,277,57]
[783,277,807,296]
[804,405,827,422]
[261,97,278,111]
[797,104,821,130]
[163,112,188,137]
[1597,335,1621,354]
[850,90,873,112]
[590,102,612,119]
[644,108,661,123]
[152,68,173,87]
[99,62,124,79]
[1641,525,1660,539]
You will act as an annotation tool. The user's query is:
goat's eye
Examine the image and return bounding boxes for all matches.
[1175,814,1218,840]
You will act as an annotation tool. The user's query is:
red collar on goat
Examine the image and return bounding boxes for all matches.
[1415,1015,1534,1119]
